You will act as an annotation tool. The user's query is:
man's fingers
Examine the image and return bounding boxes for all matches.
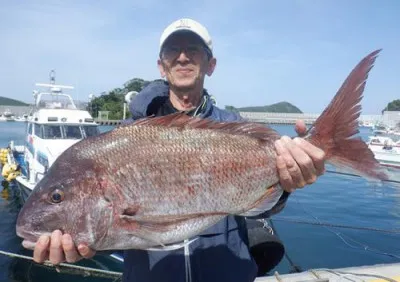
[293,137,326,176]
[62,234,81,263]
[295,120,307,137]
[281,137,317,185]
[30,231,93,265]
[286,162,307,188]
[33,235,50,263]
[276,139,306,191]
[49,230,65,265]
[77,244,96,259]
[276,155,295,192]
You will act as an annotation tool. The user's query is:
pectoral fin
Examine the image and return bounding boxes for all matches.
[116,211,228,248]
[239,184,283,217]
[118,211,228,233]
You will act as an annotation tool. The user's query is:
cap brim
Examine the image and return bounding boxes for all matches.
[160,30,211,53]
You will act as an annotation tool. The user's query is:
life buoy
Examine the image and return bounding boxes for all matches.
[6,171,19,182]
[2,163,11,178]
[2,163,20,182]
[0,149,8,165]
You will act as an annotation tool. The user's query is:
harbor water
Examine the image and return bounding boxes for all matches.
[0,121,399,281]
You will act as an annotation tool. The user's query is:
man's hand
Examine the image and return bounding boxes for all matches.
[25,230,96,265]
[275,120,325,192]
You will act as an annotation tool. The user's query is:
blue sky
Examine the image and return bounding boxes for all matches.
[1,0,399,114]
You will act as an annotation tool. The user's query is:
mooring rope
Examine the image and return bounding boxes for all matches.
[292,197,400,260]
[0,249,123,280]
[273,217,400,234]
[325,169,400,184]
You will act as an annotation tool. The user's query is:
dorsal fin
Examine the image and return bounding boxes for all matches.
[129,112,280,142]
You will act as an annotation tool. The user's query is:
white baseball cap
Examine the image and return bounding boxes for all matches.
[159,18,213,55]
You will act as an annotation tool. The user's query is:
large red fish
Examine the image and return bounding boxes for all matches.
[16,50,387,251]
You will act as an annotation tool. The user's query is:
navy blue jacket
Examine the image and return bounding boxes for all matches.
[123,81,279,282]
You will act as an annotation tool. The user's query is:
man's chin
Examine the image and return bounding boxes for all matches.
[170,79,199,91]
[177,86,196,92]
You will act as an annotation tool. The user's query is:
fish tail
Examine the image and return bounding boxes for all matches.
[305,49,388,181]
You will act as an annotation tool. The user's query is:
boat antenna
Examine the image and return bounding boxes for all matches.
[50,70,56,85]
[35,69,74,90]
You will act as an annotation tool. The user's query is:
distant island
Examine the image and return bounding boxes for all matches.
[0,96,30,106]
[225,102,302,113]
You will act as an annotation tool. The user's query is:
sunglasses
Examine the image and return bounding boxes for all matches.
[161,44,211,60]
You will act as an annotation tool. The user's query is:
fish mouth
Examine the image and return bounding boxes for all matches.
[16,228,51,247]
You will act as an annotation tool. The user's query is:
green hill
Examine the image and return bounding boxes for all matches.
[0,96,29,106]
[226,102,302,113]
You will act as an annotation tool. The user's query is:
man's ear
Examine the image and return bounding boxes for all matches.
[158,59,166,78]
[207,57,217,76]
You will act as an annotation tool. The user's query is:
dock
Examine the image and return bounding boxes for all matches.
[256,263,400,281]
[94,112,385,126]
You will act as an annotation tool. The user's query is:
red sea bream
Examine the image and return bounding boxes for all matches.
[16,50,388,251]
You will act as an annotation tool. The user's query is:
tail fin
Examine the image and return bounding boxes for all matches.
[305,49,388,181]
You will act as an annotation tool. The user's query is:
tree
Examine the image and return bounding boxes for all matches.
[124,78,149,93]
[382,99,400,113]
[89,77,156,120]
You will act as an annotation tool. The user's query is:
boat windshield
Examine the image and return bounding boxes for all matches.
[35,124,100,139]
[36,94,77,110]
[43,125,63,139]
[64,125,83,139]
[83,125,100,137]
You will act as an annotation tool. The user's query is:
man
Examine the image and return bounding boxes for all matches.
[31,18,325,281]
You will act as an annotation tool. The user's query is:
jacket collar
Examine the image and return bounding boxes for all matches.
[129,80,213,120]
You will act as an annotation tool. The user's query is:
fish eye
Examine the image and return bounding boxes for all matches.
[49,189,65,204]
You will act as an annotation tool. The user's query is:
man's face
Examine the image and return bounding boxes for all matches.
[158,32,216,91]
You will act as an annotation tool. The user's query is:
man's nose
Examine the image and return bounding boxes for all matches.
[176,49,190,62]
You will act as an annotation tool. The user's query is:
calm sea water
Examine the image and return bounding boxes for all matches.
[0,122,400,281]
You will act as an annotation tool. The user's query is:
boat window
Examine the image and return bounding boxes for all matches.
[43,125,62,139]
[83,125,100,137]
[27,123,33,135]
[64,125,83,139]
[37,94,77,110]
[34,124,43,138]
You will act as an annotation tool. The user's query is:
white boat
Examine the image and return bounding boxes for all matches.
[0,71,127,265]
[2,109,16,122]
[367,135,400,169]
[12,76,101,196]
[14,115,29,122]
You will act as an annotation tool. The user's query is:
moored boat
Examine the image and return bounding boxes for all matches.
[367,135,400,169]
